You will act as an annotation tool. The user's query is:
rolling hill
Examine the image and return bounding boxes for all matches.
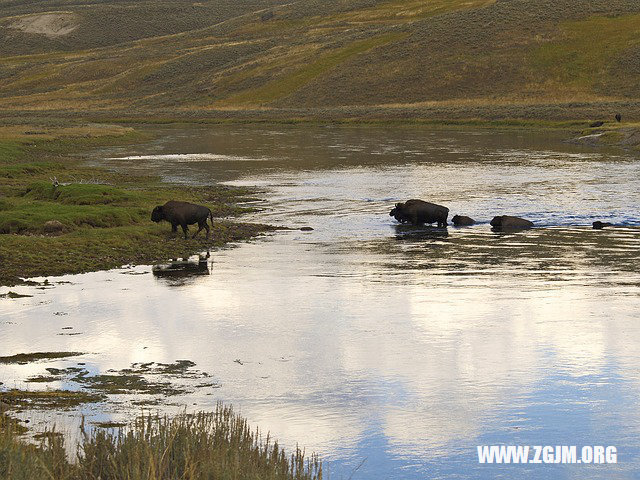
[2,0,640,121]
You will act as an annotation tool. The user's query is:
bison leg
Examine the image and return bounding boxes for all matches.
[192,220,208,239]
[181,223,188,240]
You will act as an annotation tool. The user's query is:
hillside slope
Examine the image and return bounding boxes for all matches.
[2,0,640,120]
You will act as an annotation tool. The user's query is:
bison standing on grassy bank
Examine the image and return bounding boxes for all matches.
[151,201,214,239]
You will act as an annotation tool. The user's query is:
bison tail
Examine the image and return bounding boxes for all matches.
[209,209,214,227]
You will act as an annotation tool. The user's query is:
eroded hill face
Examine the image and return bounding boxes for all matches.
[8,12,78,37]
[1,0,640,118]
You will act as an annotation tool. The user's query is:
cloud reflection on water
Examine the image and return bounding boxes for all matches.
[2,126,640,479]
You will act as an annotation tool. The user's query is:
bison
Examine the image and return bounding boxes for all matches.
[592,221,613,229]
[389,199,449,227]
[151,200,214,239]
[490,215,534,231]
[452,215,475,226]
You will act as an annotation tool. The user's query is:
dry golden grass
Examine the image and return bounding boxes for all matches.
[1,404,322,480]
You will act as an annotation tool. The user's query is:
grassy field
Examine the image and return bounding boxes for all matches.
[0,124,271,286]
[1,0,640,121]
[0,405,322,480]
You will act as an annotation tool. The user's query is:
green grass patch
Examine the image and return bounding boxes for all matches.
[223,33,407,106]
[531,14,640,95]
[336,0,496,23]
[0,163,58,179]
[0,198,142,234]
[0,141,23,164]
[24,181,135,205]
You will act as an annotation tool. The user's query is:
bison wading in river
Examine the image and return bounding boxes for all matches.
[490,215,534,231]
[452,215,475,226]
[389,199,449,227]
[151,200,214,239]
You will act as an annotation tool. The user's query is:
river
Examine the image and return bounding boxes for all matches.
[2,125,639,479]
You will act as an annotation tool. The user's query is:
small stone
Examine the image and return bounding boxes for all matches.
[43,220,64,234]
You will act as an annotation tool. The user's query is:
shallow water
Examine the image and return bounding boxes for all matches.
[2,126,640,479]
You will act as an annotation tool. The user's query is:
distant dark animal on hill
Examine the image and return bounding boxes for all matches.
[490,215,534,231]
[452,215,475,226]
[389,199,449,227]
[589,121,604,128]
[151,200,214,239]
[615,113,622,122]
[592,221,613,229]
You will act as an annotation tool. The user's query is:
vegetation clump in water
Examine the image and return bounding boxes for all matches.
[0,352,84,364]
[22,360,215,396]
[0,389,104,410]
[0,291,32,299]
[76,374,188,396]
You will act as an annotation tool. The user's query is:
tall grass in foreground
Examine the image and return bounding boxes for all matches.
[0,404,322,480]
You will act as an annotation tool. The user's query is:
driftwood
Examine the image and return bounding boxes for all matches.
[50,176,113,187]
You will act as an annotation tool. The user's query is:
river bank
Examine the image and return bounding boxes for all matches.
[0,123,274,287]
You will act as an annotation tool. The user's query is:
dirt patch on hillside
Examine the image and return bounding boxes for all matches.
[9,12,78,37]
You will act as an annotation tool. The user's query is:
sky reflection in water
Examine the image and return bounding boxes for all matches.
[2,126,640,479]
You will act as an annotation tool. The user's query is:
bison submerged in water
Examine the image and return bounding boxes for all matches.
[389,199,449,227]
[490,215,534,231]
[452,215,475,226]
[151,200,214,239]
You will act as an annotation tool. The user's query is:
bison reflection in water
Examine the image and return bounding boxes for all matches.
[152,254,210,286]
[394,224,449,241]
[389,199,449,227]
[151,200,214,239]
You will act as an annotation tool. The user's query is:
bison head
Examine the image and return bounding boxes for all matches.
[151,206,165,223]
[489,216,503,228]
[390,203,409,223]
[389,203,404,217]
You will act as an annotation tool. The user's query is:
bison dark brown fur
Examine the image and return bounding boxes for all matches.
[592,221,613,229]
[452,215,475,226]
[151,200,214,239]
[389,199,449,227]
